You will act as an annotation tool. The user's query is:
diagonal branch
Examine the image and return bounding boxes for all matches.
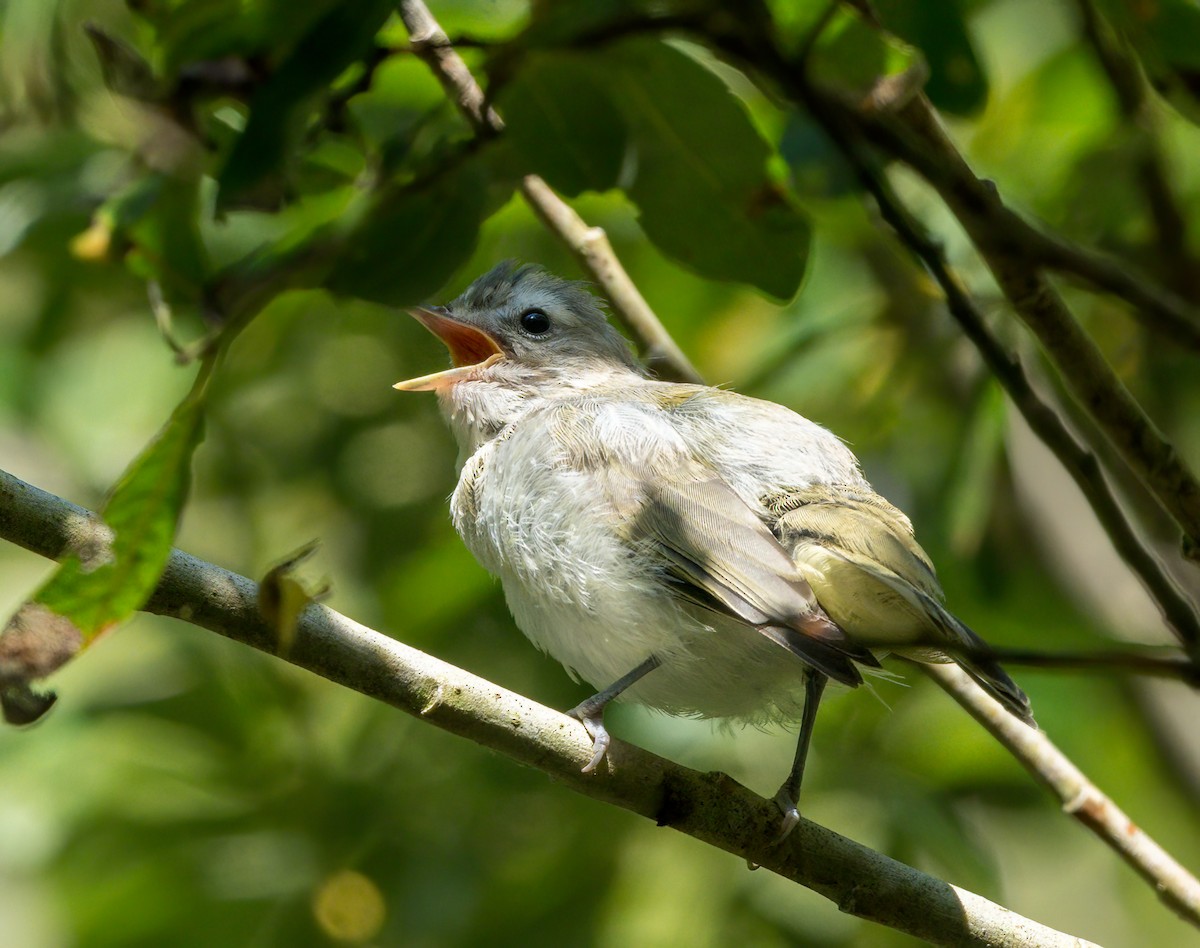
[922,662,1200,925]
[398,0,501,133]
[842,92,1200,351]
[0,466,1096,947]
[765,69,1200,560]
[791,88,1200,657]
[397,0,702,384]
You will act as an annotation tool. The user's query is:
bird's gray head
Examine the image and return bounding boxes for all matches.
[394,262,641,391]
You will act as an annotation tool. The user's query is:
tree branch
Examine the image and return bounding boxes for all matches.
[398,0,502,133]
[777,77,1200,561]
[922,662,1200,925]
[796,78,1200,352]
[896,94,1200,554]
[0,467,1095,947]
[865,640,1196,683]
[787,84,1200,657]
[397,0,703,384]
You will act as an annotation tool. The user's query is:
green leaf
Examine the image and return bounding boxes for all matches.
[134,0,255,73]
[762,1,849,55]
[216,0,392,209]
[496,55,628,197]
[136,0,348,78]
[599,40,811,299]
[324,158,489,306]
[103,174,210,303]
[780,113,860,198]
[1099,0,1200,125]
[36,362,211,639]
[1145,2,1200,71]
[807,7,927,103]
[874,0,988,115]
[345,56,448,156]
[520,0,678,48]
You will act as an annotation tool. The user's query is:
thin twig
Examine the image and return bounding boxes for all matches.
[519,175,702,380]
[922,662,1200,925]
[862,640,1197,683]
[397,0,703,384]
[835,94,1200,351]
[0,467,1096,947]
[1016,224,1200,343]
[147,282,220,364]
[398,0,502,133]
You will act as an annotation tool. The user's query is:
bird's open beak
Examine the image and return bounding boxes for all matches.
[393,306,504,392]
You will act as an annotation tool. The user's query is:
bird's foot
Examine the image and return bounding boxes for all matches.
[746,789,801,867]
[566,702,611,773]
[773,787,801,842]
[564,656,661,774]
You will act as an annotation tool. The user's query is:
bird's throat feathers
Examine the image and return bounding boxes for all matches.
[439,374,528,454]
[438,361,647,456]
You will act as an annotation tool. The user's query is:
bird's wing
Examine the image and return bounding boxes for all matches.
[772,483,950,654]
[769,484,942,601]
[772,484,1034,724]
[603,459,879,687]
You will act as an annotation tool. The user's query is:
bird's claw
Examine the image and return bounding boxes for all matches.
[745,791,800,869]
[773,788,801,842]
[564,656,661,774]
[567,704,610,773]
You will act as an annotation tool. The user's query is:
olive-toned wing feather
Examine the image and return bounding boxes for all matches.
[773,485,1034,726]
[626,472,880,687]
[769,485,941,598]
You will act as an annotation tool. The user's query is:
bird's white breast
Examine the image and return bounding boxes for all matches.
[440,384,851,723]
[449,401,684,680]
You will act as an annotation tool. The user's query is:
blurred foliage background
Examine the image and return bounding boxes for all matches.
[1,0,1199,945]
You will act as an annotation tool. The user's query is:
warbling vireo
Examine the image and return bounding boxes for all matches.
[395,262,1034,835]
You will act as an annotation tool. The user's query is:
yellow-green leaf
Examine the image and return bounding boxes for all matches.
[35,361,210,639]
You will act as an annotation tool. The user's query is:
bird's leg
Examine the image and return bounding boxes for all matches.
[773,671,828,841]
[568,655,661,773]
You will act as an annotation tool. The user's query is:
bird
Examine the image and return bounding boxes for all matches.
[394,261,1034,836]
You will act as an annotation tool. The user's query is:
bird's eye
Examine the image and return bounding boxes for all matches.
[520,309,551,335]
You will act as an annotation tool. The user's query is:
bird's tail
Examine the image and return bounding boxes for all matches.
[944,614,1036,728]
